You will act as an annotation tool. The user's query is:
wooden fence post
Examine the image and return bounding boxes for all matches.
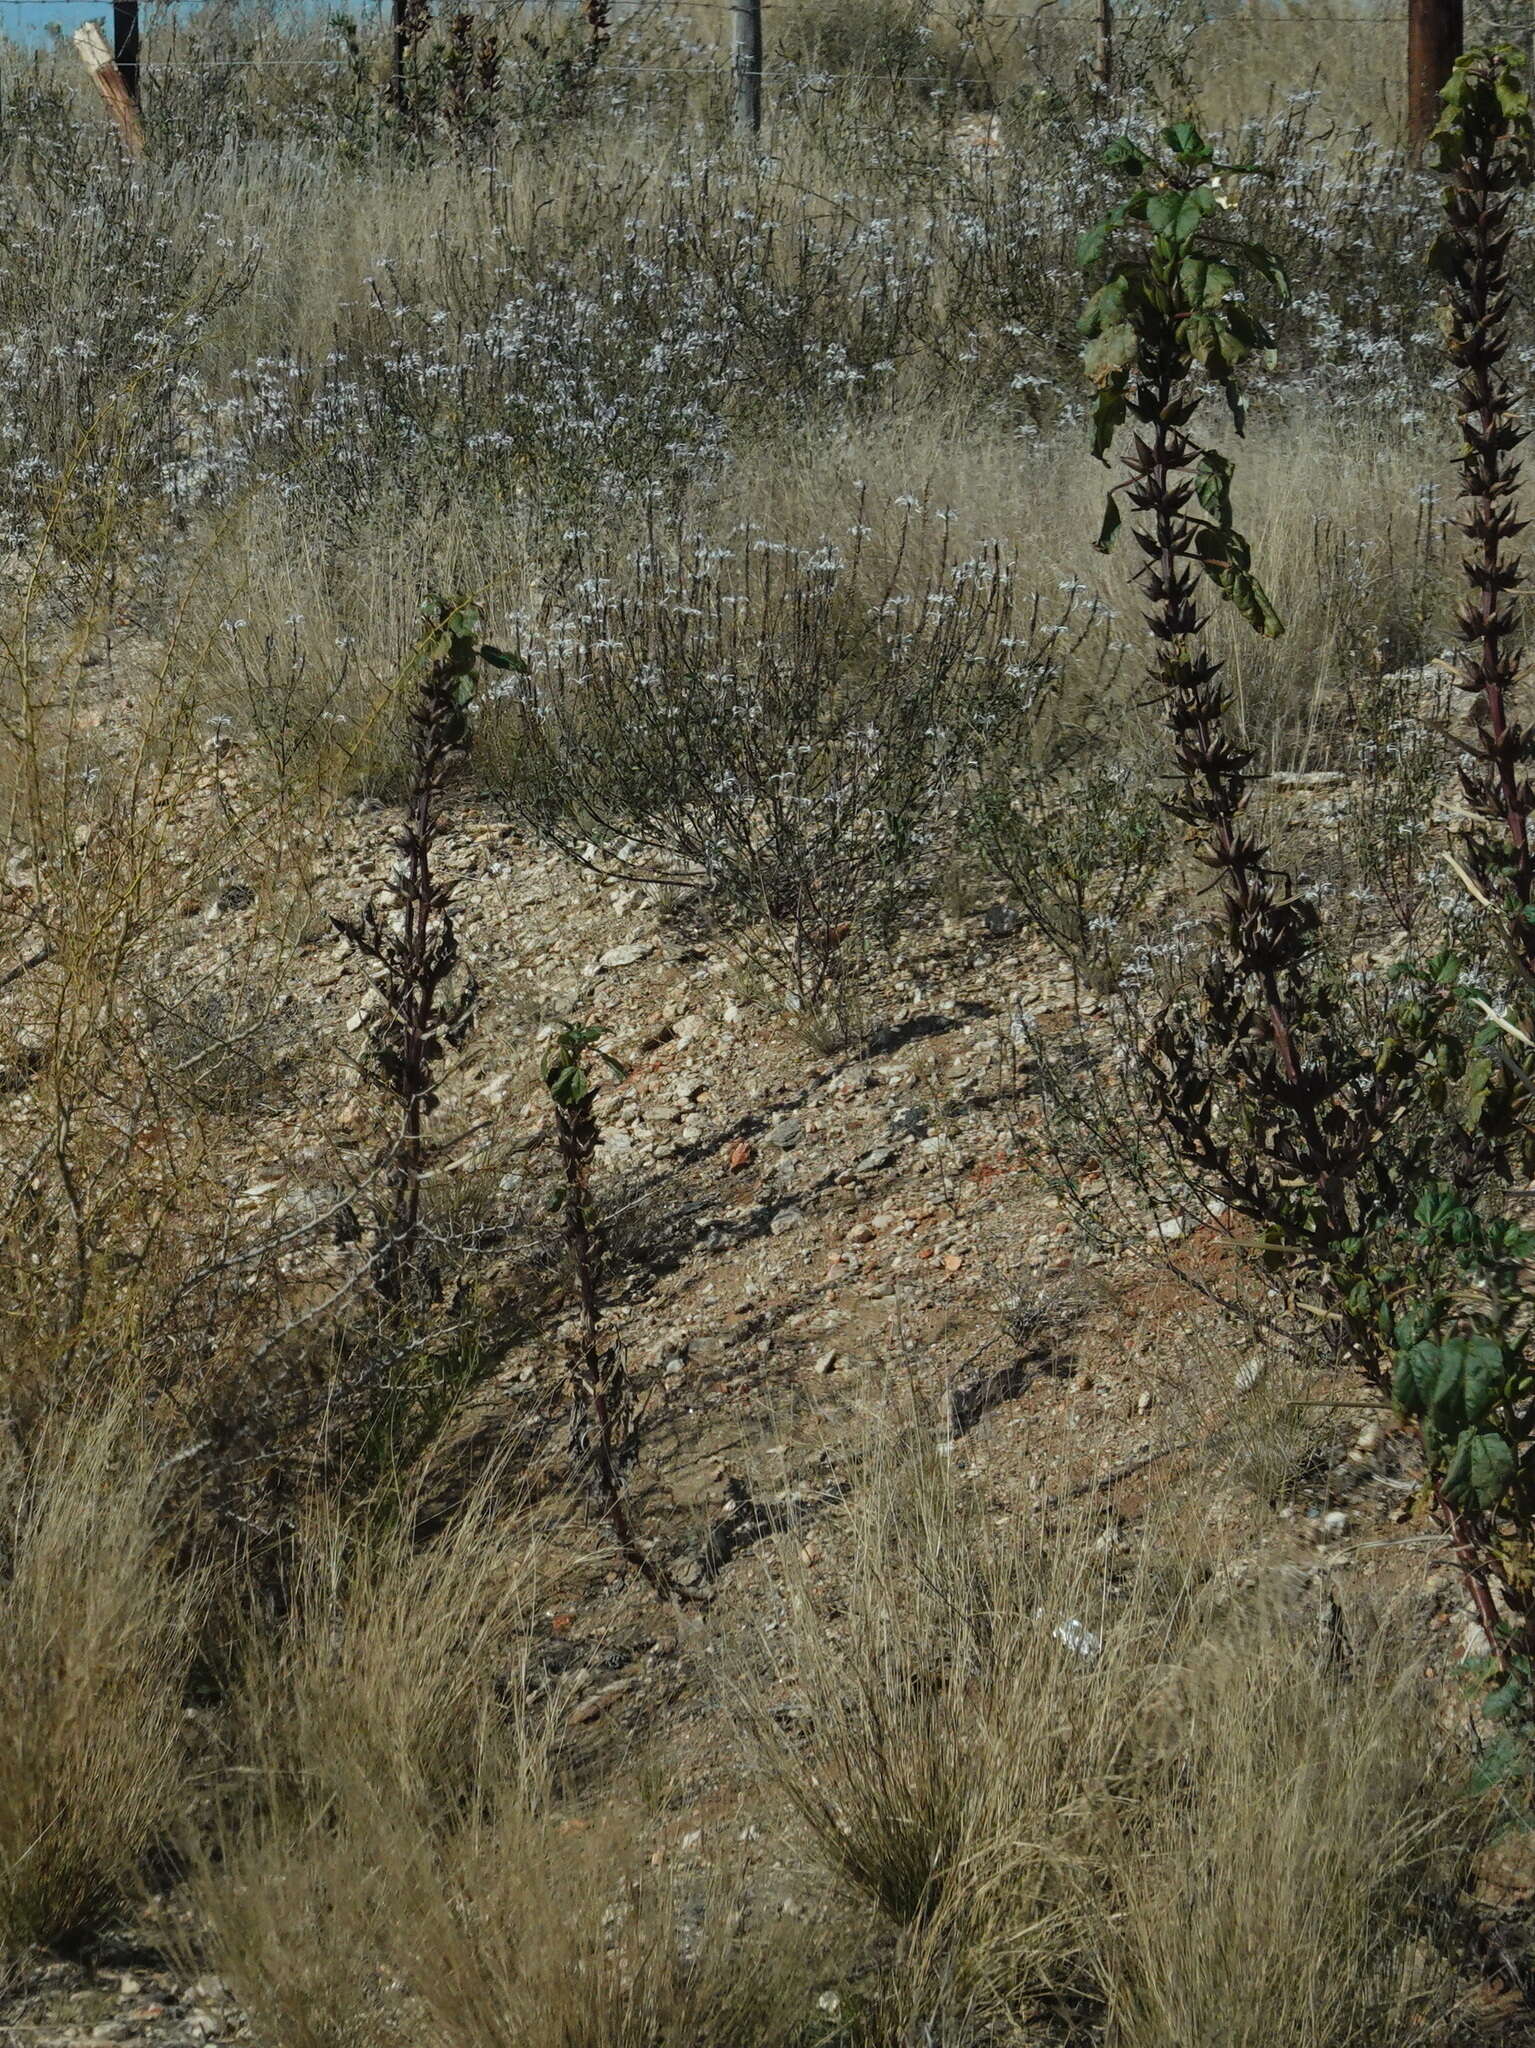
[1408,0,1463,150]
[732,0,763,135]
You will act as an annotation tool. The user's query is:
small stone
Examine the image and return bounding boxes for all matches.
[888,1105,928,1139]
[982,902,1023,937]
[1136,1389,1154,1414]
[814,1350,838,1375]
[766,1117,803,1150]
[727,1139,755,1171]
[1155,1215,1189,1241]
[1354,1421,1384,1454]
[845,1223,875,1245]
[769,1206,804,1236]
[598,942,654,970]
[215,880,255,913]
[854,1145,897,1175]
[1321,1510,1349,1540]
[570,1678,637,1724]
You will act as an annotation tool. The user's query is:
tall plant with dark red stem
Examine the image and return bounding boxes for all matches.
[1079,84,1535,1747]
[1080,123,1404,1334]
[545,1023,694,1603]
[337,597,518,1301]
[1433,50,1535,982]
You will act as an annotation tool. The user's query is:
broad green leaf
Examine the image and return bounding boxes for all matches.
[1228,239,1291,300]
[1160,119,1212,163]
[1393,1338,1440,1420]
[1180,256,1237,309]
[1076,223,1110,267]
[1194,449,1234,521]
[1079,274,1134,335]
[1444,1427,1515,1509]
[1460,1334,1506,1424]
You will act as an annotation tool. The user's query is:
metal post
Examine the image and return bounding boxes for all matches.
[112,0,140,104]
[1094,0,1112,93]
[1407,0,1463,150]
[732,0,762,135]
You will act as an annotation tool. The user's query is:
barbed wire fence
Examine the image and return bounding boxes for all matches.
[0,0,1482,148]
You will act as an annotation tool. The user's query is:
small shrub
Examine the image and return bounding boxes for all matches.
[971,727,1167,991]
[499,512,1034,1039]
[335,595,519,1298]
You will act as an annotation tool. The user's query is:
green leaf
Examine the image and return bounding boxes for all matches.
[1227,239,1291,301]
[1160,119,1213,163]
[1076,223,1110,267]
[1459,1334,1506,1424]
[1101,135,1146,173]
[1484,1674,1528,1722]
[1393,1339,1440,1421]
[479,644,526,672]
[1194,449,1234,522]
[1443,1427,1515,1510]
[1179,256,1237,309]
[1079,274,1134,336]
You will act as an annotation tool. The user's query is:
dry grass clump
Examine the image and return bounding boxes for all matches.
[0,1405,200,1954]
[1088,1617,1469,2047]
[191,1483,832,2048]
[754,1438,1484,2046]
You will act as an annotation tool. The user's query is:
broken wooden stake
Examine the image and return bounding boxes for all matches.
[72,20,146,158]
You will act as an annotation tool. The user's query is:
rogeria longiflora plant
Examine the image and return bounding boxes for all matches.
[544,1021,695,1603]
[1078,122,1413,1339]
[336,596,521,1300]
[1077,79,1535,1737]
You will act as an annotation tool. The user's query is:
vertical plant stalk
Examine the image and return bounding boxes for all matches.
[1081,126,1376,1333]
[1434,50,1535,982]
[546,1026,693,1603]
[336,601,489,1301]
[583,0,611,63]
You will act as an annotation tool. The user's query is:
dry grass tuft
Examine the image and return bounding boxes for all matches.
[0,1405,199,1954]
[192,1481,834,2048]
[753,1433,1486,2046]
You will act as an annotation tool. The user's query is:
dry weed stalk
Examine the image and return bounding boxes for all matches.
[544,1022,694,1602]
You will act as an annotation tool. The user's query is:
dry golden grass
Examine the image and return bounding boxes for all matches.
[0,1404,200,1952]
[751,1432,1486,2045]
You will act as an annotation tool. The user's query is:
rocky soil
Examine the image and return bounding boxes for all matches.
[0,725,1517,2043]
